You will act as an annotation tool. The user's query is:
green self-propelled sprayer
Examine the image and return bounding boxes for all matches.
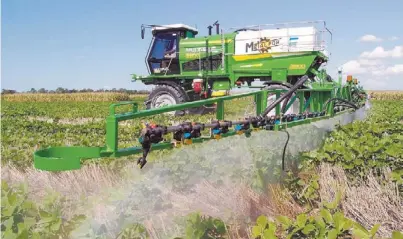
[33,20,367,171]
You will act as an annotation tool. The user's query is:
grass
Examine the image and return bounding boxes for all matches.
[318,163,403,237]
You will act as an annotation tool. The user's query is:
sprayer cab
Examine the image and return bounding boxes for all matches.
[141,24,198,75]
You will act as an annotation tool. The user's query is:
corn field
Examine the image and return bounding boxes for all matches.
[2,90,402,102]
[368,90,403,100]
[1,92,147,102]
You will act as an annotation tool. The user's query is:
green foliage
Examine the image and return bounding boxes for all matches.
[115,223,150,239]
[249,192,368,239]
[250,209,382,239]
[278,210,353,239]
[392,231,403,239]
[251,215,277,239]
[2,94,402,238]
[302,101,402,180]
[1,97,252,169]
[183,212,228,239]
[1,180,86,239]
[283,170,320,208]
[284,100,403,208]
[262,100,403,238]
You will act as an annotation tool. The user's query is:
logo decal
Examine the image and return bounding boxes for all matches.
[245,37,281,53]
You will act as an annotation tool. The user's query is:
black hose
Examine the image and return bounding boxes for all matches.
[278,98,358,172]
[334,103,358,109]
[323,97,359,111]
[261,75,309,118]
[335,99,359,110]
[281,129,290,171]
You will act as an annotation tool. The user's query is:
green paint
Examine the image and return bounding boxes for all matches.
[34,146,106,171]
[284,94,298,113]
[275,91,281,116]
[216,100,225,120]
[272,69,288,82]
[134,24,328,96]
[34,71,367,172]
[213,80,231,90]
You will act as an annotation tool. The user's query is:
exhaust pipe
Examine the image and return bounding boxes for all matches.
[208,25,213,36]
[213,21,220,35]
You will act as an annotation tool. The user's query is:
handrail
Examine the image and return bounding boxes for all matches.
[221,20,332,54]
[227,20,327,31]
[180,29,330,56]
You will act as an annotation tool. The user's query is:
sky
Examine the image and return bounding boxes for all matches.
[1,0,403,91]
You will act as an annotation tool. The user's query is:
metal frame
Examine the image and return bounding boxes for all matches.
[33,84,363,172]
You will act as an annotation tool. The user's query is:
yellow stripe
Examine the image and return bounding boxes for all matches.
[240,63,263,68]
[180,39,233,45]
[232,53,272,61]
[211,90,228,97]
[209,39,233,44]
[232,52,307,61]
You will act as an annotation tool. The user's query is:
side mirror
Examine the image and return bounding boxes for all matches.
[131,74,138,81]
[141,26,145,39]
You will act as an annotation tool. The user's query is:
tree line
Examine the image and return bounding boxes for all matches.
[1,87,150,94]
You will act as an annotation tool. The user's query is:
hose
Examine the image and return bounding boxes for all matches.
[333,103,358,109]
[279,97,359,172]
[323,97,359,112]
[261,75,309,118]
[281,129,290,171]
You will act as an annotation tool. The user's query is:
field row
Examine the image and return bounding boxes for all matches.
[1,96,255,168]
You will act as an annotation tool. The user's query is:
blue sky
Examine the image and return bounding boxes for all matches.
[2,0,403,91]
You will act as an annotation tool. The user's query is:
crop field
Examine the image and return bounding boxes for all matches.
[1,91,403,239]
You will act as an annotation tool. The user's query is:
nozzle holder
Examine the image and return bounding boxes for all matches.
[34,146,104,171]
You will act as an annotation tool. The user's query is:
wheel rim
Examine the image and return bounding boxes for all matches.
[151,93,177,115]
[266,93,301,117]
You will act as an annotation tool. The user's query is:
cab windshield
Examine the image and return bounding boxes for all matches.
[149,34,177,59]
[147,32,178,74]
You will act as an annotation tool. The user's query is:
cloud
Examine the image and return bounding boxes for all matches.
[385,64,403,75]
[358,34,382,42]
[338,44,403,90]
[389,36,399,41]
[341,59,403,80]
[357,59,382,66]
[342,60,367,74]
[341,59,383,75]
[360,46,403,58]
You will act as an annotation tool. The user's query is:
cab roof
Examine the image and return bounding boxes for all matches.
[152,24,198,34]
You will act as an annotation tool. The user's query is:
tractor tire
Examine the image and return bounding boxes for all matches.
[145,84,188,116]
[265,84,301,116]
